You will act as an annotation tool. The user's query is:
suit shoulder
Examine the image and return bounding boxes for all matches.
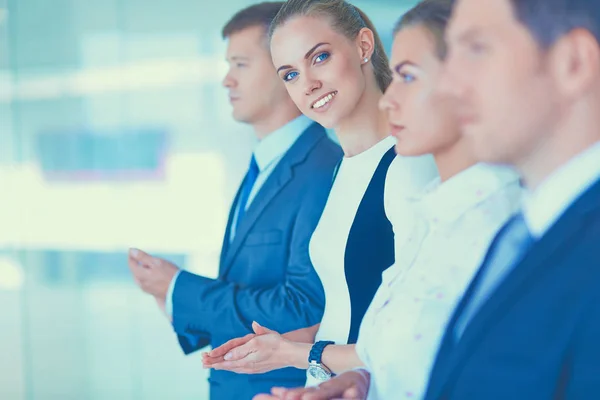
[304,134,343,169]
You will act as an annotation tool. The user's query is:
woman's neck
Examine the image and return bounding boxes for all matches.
[335,86,390,157]
[434,138,479,183]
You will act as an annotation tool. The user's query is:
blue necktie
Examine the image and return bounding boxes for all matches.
[454,212,534,339]
[235,155,259,232]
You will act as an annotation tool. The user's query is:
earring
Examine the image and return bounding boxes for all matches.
[363,57,369,63]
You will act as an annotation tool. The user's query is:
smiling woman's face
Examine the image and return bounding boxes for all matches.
[270,15,368,128]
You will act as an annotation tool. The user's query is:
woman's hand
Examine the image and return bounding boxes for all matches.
[271,369,370,400]
[202,321,304,374]
[251,369,371,400]
[202,332,260,366]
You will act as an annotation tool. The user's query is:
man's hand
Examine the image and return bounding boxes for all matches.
[155,295,172,323]
[128,248,179,301]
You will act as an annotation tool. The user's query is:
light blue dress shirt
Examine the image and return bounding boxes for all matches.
[165,115,313,316]
[454,140,600,339]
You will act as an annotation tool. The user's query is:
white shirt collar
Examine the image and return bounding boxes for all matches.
[523,140,600,238]
[410,163,520,225]
[253,115,314,171]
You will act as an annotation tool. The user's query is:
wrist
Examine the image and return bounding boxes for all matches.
[321,344,334,370]
[282,340,311,370]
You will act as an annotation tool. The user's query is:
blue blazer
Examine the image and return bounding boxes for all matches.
[424,177,600,400]
[171,123,342,400]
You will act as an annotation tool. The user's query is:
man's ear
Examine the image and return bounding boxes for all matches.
[549,28,600,99]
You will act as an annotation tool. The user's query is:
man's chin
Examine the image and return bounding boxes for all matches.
[461,127,496,162]
[231,111,253,125]
[459,123,480,139]
[470,138,509,165]
[232,113,250,124]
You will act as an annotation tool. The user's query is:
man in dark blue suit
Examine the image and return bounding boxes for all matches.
[421,0,600,399]
[127,3,342,399]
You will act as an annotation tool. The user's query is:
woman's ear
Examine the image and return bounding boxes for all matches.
[356,27,376,61]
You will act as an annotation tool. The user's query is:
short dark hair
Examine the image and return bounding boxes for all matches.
[221,2,285,39]
[394,0,454,60]
[509,0,600,48]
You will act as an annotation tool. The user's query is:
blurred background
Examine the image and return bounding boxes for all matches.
[0,0,418,398]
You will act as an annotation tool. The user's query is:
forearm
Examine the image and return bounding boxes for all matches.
[322,344,363,374]
[172,271,324,339]
[282,324,320,343]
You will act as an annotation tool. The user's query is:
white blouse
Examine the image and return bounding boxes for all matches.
[307,136,437,387]
[356,163,522,400]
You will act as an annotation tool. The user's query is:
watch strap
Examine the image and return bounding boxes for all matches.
[309,340,335,364]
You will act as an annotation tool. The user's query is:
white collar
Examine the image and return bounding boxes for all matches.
[409,163,520,225]
[523,140,600,238]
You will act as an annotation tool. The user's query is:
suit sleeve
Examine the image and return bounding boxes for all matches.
[171,176,329,354]
[565,287,600,398]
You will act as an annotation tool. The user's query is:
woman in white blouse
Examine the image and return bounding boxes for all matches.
[253,0,523,399]
[201,0,438,389]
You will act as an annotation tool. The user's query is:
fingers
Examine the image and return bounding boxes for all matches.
[128,248,154,287]
[253,321,276,335]
[129,248,159,267]
[299,375,362,400]
[302,372,368,400]
[271,386,315,400]
[202,355,225,367]
[224,340,254,361]
[342,387,360,398]
[302,384,344,400]
[127,256,145,282]
[208,360,266,374]
[128,258,151,286]
[208,334,255,358]
[271,387,288,397]
[214,366,257,374]
[210,351,257,371]
[253,394,280,400]
[271,386,344,400]
[202,335,255,368]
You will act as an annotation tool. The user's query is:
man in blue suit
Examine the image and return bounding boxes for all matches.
[421,0,600,399]
[127,3,342,399]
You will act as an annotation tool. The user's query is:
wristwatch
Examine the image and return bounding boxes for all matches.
[307,341,335,381]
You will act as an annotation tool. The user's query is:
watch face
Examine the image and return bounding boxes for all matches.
[308,365,331,382]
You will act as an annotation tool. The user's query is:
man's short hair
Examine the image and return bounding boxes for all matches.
[509,0,600,48]
[222,2,284,40]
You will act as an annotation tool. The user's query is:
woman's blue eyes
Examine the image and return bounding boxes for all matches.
[282,52,331,82]
[399,72,416,83]
[315,52,330,63]
[283,71,299,82]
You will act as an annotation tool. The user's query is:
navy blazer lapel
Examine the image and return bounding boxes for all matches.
[424,220,513,400]
[219,184,243,273]
[220,123,327,278]
[428,178,600,399]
